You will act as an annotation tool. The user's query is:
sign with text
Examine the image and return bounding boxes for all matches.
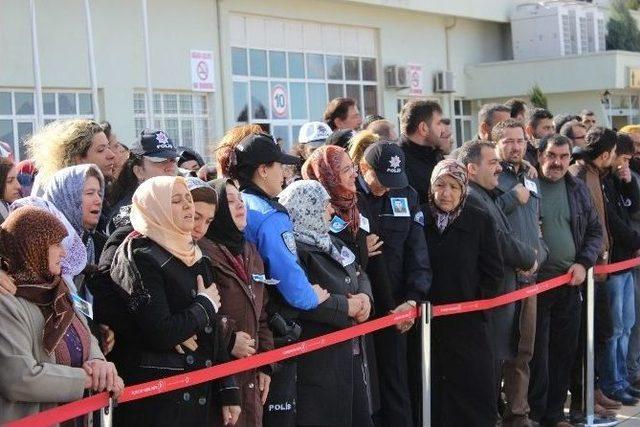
[407,63,423,96]
[191,50,215,92]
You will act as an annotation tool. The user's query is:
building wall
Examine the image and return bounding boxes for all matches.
[1,0,508,155]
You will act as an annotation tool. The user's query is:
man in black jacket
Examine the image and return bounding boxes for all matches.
[358,142,432,427]
[399,100,445,204]
[529,135,603,427]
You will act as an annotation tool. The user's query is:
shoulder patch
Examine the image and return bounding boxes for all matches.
[414,211,425,226]
[282,231,297,255]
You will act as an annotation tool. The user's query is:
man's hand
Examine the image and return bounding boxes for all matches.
[0,270,16,295]
[258,371,271,405]
[99,324,115,355]
[347,297,364,318]
[231,331,256,358]
[391,301,416,333]
[366,234,384,257]
[568,263,587,286]
[514,183,530,205]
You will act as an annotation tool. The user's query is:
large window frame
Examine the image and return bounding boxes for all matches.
[0,89,94,161]
[133,91,212,159]
[453,99,473,147]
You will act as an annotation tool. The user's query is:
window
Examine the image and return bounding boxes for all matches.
[133,92,212,158]
[0,90,95,161]
[230,16,378,151]
[454,99,473,147]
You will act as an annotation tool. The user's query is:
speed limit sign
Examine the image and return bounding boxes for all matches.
[271,84,288,118]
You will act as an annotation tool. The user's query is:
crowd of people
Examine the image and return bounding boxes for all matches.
[0,94,638,427]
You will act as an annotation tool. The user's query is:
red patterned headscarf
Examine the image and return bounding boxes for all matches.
[302,145,360,234]
[0,206,78,356]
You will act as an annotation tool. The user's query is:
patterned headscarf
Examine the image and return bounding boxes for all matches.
[131,176,203,267]
[279,180,341,263]
[0,206,74,355]
[43,164,105,264]
[11,196,88,290]
[301,145,360,234]
[428,159,468,233]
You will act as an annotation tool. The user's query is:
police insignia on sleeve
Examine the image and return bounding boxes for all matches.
[414,211,425,226]
[282,231,297,255]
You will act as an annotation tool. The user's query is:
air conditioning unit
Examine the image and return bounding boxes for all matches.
[434,70,455,93]
[385,65,409,89]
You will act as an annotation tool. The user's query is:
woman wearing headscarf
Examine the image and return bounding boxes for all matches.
[108,176,240,426]
[195,178,274,427]
[424,159,504,427]
[0,206,123,424]
[279,179,374,427]
[0,157,22,222]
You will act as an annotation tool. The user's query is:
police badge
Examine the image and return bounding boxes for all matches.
[282,231,297,255]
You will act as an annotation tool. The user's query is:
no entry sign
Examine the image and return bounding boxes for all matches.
[191,50,215,92]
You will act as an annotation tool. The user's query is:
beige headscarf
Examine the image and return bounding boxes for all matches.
[130,176,202,266]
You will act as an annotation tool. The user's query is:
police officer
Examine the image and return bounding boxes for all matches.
[228,133,330,427]
[357,142,432,427]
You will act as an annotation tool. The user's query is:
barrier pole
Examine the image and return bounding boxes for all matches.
[421,302,432,427]
[100,395,113,427]
[585,267,596,426]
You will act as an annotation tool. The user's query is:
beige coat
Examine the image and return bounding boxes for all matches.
[0,293,104,424]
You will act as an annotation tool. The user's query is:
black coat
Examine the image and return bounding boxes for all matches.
[360,184,432,307]
[602,174,640,267]
[467,182,537,360]
[295,238,373,427]
[400,136,444,204]
[97,235,240,426]
[424,202,504,427]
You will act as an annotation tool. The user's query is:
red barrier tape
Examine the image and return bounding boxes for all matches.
[5,308,418,427]
[432,273,572,317]
[594,257,640,274]
[8,257,640,427]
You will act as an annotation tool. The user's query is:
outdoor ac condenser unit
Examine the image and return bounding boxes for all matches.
[385,65,409,89]
[434,70,455,93]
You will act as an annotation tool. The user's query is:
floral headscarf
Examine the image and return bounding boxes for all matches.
[278,180,342,263]
[11,196,88,290]
[428,159,468,233]
[301,145,360,234]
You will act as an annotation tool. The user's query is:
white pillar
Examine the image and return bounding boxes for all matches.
[83,0,100,120]
[29,0,44,129]
[141,0,154,128]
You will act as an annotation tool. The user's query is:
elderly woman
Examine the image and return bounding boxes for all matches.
[424,159,504,427]
[108,176,240,426]
[279,179,374,427]
[0,206,123,423]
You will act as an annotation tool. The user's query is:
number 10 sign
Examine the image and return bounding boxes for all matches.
[271,84,288,119]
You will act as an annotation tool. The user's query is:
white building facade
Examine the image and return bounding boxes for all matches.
[3,0,640,161]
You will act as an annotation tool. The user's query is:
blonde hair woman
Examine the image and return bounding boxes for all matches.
[347,130,379,166]
[26,119,115,195]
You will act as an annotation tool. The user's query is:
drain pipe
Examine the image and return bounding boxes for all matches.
[444,17,457,136]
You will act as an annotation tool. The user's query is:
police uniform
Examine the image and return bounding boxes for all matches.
[359,143,432,427]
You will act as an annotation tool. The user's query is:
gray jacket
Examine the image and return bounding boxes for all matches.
[468,182,537,360]
[0,294,104,424]
[496,162,549,284]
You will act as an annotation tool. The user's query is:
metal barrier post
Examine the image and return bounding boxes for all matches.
[421,302,432,427]
[100,395,114,427]
[585,267,595,426]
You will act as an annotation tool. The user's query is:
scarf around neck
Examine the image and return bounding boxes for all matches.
[279,180,341,262]
[43,164,104,265]
[207,179,246,256]
[130,176,202,267]
[301,145,360,235]
[0,206,78,355]
[428,159,468,234]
